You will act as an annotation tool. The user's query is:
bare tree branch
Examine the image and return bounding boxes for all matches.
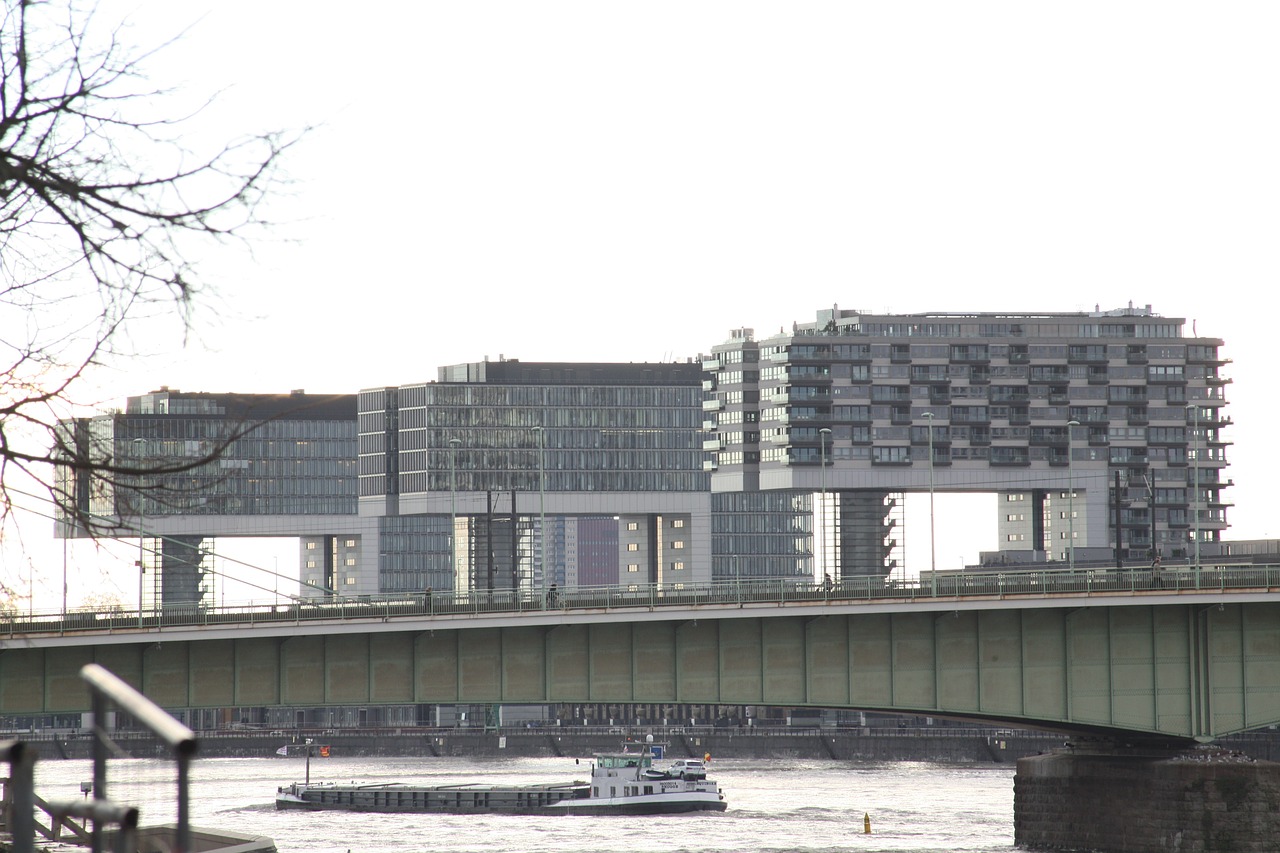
[0,0,304,534]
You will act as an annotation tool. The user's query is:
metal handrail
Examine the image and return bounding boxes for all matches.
[4,563,1280,638]
[79,663,196,853]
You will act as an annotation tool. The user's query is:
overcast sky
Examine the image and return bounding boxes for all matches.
[7,2,1279,609]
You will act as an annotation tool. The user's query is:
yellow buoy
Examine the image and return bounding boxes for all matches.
[864,812,872,834]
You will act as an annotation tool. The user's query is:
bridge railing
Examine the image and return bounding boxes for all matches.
[5,563,1280,638]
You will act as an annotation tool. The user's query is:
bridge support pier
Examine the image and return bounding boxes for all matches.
[1014,743,1280,852]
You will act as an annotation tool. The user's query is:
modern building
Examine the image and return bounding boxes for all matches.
[56,388,362,606]
[702,303,1231,578]
[55,303,1232,608]
[356,358,709,596]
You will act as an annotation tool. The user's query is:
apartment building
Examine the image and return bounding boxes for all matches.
[702,303,1230,577]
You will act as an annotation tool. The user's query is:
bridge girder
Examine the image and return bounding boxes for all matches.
[3,602,1279,740]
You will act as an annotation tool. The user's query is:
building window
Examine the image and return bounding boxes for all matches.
[671,561,685,571]
[627,522,639,531]
[627,543,639,552]
[345,577,357,585]
[306,542,317,550]
[671,541,685,549]
[345,539,356,547]
[306,559,316,568]
[627,563,640,572]
[671,519,685,528]
[345,558,356,566]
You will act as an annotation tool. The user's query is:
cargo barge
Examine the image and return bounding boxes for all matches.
[275,745,726,815]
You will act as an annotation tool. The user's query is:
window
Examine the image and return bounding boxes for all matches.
[671,561,685,571]
[306,559,316,568]
[344,577,356,585]
[627,522,639,531]
[344,557,356,566]
[627,543,639,551]
[671,519,685,528]
[345,539,356,547]
[306,542,317,550]
[671,541,685,549]
[627,564,640,572]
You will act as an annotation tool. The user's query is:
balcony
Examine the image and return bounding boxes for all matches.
[702,438,723,451]
[702,399,722,411]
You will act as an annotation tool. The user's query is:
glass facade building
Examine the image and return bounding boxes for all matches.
[358,359,710,594]
[56,303,1233,605]
[56,389,361,607]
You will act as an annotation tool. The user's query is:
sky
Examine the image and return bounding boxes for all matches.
[4,2,1279,611]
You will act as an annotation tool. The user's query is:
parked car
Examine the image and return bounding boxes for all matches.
[665,759,706,780]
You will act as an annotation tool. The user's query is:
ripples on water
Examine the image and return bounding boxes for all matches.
[33,754,1017,853]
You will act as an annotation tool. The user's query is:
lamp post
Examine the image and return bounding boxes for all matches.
[1066,420,1080,569]
[533,426,546,595]
[449,438,461,581]
[819,427,832,582]
[1186,403,1200,586]
[132,437,147,627]
[923,413,936,574]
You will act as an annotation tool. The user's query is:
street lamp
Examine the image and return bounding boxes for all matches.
[1066,420,1080,569]
[532,426,546,595]
[449,438,462,581]
[132,437,147,627]
[923,413,936,576]
[819,427,832,582]
[1186,403,1200,585]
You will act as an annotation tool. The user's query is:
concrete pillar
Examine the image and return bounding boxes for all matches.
[1015,745,1280,852]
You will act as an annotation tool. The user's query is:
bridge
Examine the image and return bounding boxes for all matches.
[4,564,1280,743]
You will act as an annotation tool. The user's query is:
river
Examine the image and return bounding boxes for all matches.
[32,754,1018,853]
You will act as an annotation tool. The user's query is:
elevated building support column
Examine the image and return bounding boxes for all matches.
[1014,745,1280,852]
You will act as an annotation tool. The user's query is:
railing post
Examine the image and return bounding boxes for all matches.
[2,740,36,853]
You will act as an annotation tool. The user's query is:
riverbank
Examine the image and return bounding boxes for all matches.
[24,726,1280,764]
[18,725,1053,763]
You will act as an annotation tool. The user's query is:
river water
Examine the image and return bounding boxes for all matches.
[32,754,1018,853]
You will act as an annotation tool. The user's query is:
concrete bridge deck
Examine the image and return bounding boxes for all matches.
[3,565,1280,743]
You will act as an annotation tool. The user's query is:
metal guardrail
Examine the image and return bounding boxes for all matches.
[76,663,196,853]
[4,563,1279,638]
[1,665,196,853]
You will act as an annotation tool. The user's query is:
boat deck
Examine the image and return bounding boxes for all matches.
[276,781,588,813]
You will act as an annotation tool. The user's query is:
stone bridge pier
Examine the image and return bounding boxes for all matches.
[1014,742,1280,852]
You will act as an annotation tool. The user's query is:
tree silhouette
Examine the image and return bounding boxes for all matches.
[0,0,300,532]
